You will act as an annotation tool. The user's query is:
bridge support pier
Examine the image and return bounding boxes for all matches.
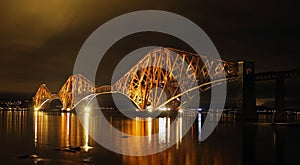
[237,61,257,121]
[274,78,286,122]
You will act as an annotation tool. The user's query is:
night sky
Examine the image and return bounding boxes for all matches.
[0,0,299,106]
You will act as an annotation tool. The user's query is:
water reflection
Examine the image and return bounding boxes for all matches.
[33,111,91,150]
[198,113,201,142]
[33,110,189,156]
[83,111,92,151]
[84,111,189,155]
[0,111,300,164]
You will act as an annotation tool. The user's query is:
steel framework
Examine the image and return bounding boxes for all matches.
[33,74,95,110]
[33,47,238,111]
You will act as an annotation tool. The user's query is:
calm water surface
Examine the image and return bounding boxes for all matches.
[0,110,299,165]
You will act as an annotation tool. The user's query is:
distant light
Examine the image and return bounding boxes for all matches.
[83,145,93,152]
[66,108,71,111]
[159,107,170,111]
[34,107,39,111]
[85,106,90,113]
[146,105,153,112]
[178,109,183,113]
[197,108,202,111]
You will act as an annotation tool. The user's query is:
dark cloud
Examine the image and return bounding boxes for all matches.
[0,0,299,98]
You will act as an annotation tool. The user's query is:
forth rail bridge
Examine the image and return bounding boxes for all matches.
[33,47,300,120]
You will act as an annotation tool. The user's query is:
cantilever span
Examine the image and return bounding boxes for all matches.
[33,47,239,111]
[33,74,96,110]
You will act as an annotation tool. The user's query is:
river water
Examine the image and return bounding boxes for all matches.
[0,110,299,164]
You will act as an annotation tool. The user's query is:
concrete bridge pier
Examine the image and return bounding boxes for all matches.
[236,61,257,121]
[274,77,286,122]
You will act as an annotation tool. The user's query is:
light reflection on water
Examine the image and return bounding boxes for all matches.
[0,110,300,164]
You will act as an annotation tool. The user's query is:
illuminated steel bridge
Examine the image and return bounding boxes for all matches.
[33,47,239,111]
